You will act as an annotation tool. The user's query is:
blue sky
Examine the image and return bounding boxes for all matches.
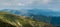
[0,0,60,11]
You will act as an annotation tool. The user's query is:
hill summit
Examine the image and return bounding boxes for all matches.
[0,12,56,27]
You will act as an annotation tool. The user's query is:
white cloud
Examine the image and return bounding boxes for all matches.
[0,0,60,11]
[17,3,25,6]
[28,1,33,4]
[48,8,60,12]
[3,2,12,5]
[42,0,52,4]
[43,0,48,3]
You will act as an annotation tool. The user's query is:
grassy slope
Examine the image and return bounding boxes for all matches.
[0,12,56,27]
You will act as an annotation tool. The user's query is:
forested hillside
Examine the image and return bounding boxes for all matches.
[0,12,56,27]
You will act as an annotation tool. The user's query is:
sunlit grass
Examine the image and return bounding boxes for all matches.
[0,12,56,27]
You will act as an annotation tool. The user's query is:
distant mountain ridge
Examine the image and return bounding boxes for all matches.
[1,9,60,16]
[0,9,60,27]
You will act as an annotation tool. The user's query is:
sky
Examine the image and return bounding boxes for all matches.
[0,0,60,11]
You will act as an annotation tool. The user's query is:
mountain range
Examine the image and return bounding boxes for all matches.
[1,9,60,16]
[0,9,60,27]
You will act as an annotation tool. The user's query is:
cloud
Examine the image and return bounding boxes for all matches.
[48,7,60,12]
[17,3,25,6]
[0,0,60,11]
[43,0,49,4]
[2,3,12,6]
[28,1,33,4]
[42,0,52,4]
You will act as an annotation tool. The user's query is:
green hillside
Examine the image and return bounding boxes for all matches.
[0,12,56,27]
